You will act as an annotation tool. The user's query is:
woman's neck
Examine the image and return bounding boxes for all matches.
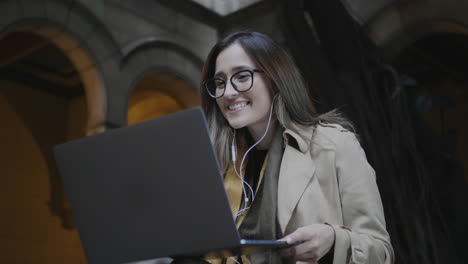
[247,120,277,150]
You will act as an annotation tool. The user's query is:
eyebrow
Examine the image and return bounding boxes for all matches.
[214,65,253,78]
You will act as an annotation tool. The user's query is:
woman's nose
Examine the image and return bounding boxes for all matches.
[224,82,239,97]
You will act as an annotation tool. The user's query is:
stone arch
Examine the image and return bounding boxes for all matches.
[0,0,122,133]
[122,36,204,71]
[366,0,468,59]
[120,38,203,125]
[0,0,120,248]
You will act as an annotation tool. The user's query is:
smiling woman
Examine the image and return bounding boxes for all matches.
[212,43,275,147]
[178,31,395,264]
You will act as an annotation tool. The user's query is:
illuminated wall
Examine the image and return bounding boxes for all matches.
[128,72,200,125]
[0,80,86,263]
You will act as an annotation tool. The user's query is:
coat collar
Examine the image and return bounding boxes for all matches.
[282,122,316,153]
[278,123,317,233]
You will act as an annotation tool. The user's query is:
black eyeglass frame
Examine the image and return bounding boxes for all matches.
[204,69,264,99]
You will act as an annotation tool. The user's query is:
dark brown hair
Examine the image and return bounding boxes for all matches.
[200,31,352,170]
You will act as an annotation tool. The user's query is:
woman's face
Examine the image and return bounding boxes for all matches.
[214,43,274,133]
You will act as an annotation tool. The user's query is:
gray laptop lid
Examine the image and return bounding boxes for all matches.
[54,107,240,264]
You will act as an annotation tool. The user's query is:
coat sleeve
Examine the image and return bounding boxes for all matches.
[330,131,394,264]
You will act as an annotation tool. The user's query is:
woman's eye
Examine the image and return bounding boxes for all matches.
[235,74,250,82]
[215,80,225,89]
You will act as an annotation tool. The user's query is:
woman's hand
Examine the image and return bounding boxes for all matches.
[278,224,335,263]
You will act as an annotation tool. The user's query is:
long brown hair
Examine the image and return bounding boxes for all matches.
[200,31,352,171]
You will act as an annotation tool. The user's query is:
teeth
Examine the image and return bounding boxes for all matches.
[228,102,247,110]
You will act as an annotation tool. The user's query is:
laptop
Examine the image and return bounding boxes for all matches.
[54,107,293,264]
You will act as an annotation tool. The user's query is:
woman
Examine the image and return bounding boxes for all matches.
[197,31,394,264]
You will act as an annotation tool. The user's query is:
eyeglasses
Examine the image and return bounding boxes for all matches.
[204,69,264,98]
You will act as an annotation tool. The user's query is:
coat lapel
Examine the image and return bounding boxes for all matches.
[277,137,316,233]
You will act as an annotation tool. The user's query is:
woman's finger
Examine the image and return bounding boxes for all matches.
[293,250,320,262]
[278,246,295,257]
[282,226,315,244]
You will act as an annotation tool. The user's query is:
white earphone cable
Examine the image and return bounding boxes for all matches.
[232,95,277,217]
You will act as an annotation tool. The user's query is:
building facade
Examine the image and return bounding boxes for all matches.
[0,0,466,263]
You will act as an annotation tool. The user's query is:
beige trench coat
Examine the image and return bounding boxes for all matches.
[278,123,394,264]
[149,123,394,264]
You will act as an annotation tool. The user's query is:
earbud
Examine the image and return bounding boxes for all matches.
[231,144,236,162]
[231,130,237,162]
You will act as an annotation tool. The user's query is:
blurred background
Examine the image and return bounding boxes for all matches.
[0,0,466,263]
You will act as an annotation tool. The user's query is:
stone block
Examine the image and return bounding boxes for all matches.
[119,50,155,95]
[126,50,154,75]
[33,26,61,39]
[104,3,164,48]
[19,0,46,18]
[117,0,177,32]
[82,27,121,68]
[96,53,121,94]
[104,72,129,127]
[0,1,21,30]
[185,58,202,91]
[76,0,105,22]
[67,4,100,39]
[51,30,81,52]
[146,47,168,67]
[67,45,96,73]
[45,0,74,27]
[175,13,216,46]
[165,47,186,72]
[166,48,201,89]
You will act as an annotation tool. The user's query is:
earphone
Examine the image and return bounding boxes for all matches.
[231,130,252,212]
[231,94,278,218]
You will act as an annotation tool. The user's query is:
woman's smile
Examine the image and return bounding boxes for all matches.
[214,43,274,134]
[227,101,249,112]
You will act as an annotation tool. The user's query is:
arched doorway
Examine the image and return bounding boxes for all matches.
[0,28,103,263]
[392,31,468,262]
[128,72,200,125]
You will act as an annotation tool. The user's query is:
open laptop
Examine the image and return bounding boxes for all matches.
[54,107,293,264]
